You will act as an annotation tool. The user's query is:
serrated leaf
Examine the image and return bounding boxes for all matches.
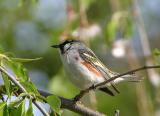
[46,95,61,115]
[11,57,42,63]
[1,73,11,97]
[25,100,33,116]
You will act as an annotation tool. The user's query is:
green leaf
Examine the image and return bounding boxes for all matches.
[25,100,33,116]
[9,100,25,116]
[0,102,6,111]
[1,73,11,97]
[7,61,29,82]
[3,105,9,116]
[46,95,61,115]
[16,98,25,115]
[153,48,160,56]
[0,54,10,61]
[11,57,42,63]
[105,11,132,44]
[8,98,24,108]
[20,82,39,95]
[0,54,10,66]
[123,17,133,39]
[106,20,117,44]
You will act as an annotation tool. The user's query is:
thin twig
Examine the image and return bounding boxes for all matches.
[95,65,160,88]
[74,65,160,101]
[0,66,50,116]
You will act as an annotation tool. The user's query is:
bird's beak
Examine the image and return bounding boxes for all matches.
[51,44,60,48]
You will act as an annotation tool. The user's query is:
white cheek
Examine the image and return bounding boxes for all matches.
[64,44,70,51]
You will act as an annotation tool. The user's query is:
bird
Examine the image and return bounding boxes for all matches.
[52,39,141,96]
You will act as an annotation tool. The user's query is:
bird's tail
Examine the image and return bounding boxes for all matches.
[114,74,143,83]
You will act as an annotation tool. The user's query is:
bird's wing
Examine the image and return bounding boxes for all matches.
[78,48,120,94]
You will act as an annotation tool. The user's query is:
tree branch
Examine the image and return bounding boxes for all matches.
[38,90,105,116]
[0,66,50,116]
[74,65,160,101]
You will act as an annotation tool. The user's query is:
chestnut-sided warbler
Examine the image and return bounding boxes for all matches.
[52,39,141,96]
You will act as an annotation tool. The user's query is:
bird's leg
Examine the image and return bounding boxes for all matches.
[73,90,86,102]
[73,84,95,102]
[90,84,96,90]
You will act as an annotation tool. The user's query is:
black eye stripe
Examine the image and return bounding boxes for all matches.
[57,39,81,54]
[61,39,80,46]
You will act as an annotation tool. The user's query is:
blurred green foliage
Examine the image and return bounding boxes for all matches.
[0,0,160,116]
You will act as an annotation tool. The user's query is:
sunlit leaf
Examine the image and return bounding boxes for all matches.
[9,98,24,108]
[18,93,28,98]
[25,99,33,116]
[7,61,29,82]
[20,82,39,95]
[0,54,10,61]
[0,54,10,66]
[1,73,11,97]
[46,95,61,115]
[106,20,117,44]
[0,102,6,111]
[11,57,42,63]
[9,100,25,116]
